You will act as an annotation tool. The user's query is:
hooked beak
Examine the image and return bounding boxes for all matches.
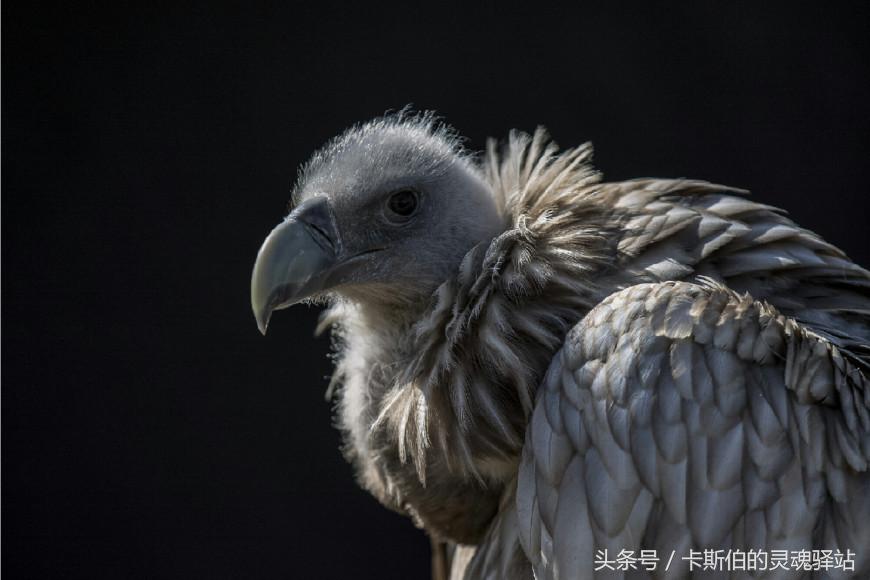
[251,196,341,335]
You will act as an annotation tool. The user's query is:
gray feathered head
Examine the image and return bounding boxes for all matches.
[251,112,504,332]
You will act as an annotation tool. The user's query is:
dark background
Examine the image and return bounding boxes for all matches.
[3,2,869,578]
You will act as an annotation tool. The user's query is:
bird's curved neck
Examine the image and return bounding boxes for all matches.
[322,130,619,542]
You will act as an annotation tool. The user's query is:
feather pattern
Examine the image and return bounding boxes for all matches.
[516,281,870,579]
[315,123,870,568]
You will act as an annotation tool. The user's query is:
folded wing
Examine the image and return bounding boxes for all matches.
[518,280,870,579]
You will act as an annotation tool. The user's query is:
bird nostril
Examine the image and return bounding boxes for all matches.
[290,196,340,255]
[303,221,336,255]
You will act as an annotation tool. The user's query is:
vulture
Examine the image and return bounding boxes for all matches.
[251,112,870,579]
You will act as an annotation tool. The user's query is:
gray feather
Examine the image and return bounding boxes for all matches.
[261,116,870,577]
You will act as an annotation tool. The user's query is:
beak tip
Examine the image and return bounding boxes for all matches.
[254,309,271,336]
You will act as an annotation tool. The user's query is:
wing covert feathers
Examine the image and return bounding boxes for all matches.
[517,281,870,579]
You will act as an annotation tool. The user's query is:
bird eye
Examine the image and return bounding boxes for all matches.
[385,189,419,220]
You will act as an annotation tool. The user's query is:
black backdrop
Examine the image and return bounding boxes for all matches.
[3,2,869,579]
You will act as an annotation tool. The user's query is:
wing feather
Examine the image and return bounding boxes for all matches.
[517,281,870,578]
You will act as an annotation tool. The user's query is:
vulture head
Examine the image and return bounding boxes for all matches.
[251,113,504,333]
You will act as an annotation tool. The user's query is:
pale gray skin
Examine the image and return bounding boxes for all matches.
[253,113,870,579]
[290,116,503,309]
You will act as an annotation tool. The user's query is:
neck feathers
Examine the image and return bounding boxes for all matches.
[321,128,870,542]
[330,129,625,486]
